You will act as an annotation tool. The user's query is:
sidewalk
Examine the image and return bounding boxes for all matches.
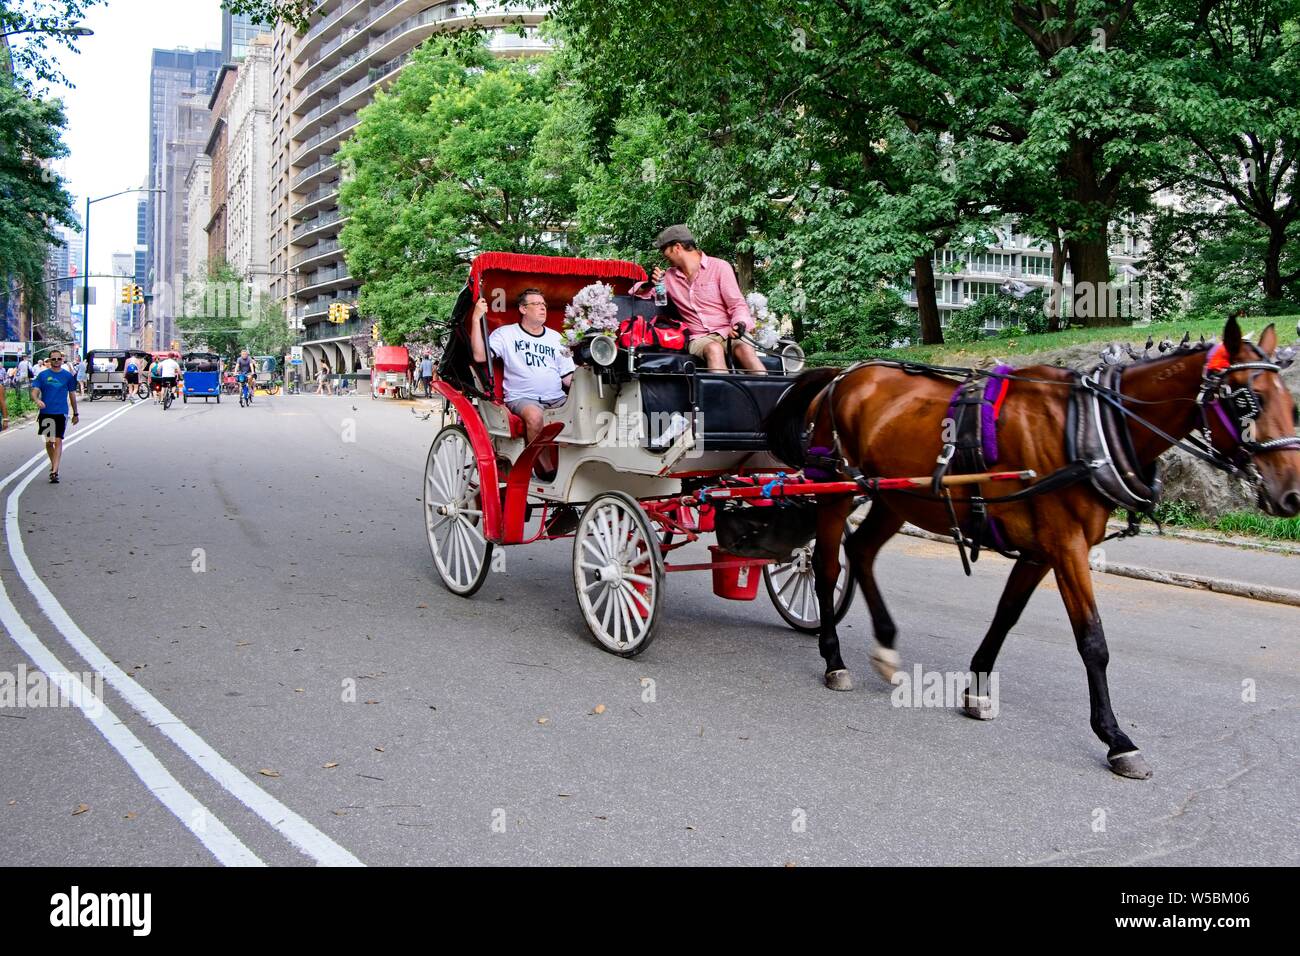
[1100,531,1298,596]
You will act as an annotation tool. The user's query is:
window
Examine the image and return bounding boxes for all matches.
[932,249,965,272]
[965,281,999,303]
[1022,254,1052,277]
[968,252,1014,274]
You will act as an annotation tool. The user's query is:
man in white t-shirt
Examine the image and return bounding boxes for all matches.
[469,287,574,450]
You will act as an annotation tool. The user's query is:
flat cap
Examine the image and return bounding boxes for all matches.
[655,224,695,249]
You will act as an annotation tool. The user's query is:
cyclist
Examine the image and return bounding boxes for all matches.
[124,355,142,400]
[235,349,256,406]
[148,357,164,402]
[155,354,181,409]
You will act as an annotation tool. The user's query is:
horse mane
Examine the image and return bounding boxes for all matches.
[765,366,840,468]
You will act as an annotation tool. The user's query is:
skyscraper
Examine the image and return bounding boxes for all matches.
[146,47,223,349]
[223,10,267,62]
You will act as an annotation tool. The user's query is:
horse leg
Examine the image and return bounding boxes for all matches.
[961,555,1050,720]
[815,500,855,692]
[844,503,906,682]
[1050,538,1152,779]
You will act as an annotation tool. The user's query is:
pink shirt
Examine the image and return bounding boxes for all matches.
[633,254,753,336]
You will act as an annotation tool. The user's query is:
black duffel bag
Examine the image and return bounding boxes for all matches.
[713,500,818,561]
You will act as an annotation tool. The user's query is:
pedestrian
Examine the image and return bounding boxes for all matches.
[31,348,79,483]
[0,373,8,433]
[15,355,32,387]
[316,360,330,395]
[75,357,88,395]
[419,352,434,398]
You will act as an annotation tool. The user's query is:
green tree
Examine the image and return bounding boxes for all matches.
[337,40,575,344]
[177,260,247,356]
[1,0,105,88]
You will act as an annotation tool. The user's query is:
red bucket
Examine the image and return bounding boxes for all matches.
[708,545,761,601]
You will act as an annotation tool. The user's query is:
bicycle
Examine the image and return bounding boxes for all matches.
[238,375,254,407]
[334,375,355,396]
[160,381,175,411]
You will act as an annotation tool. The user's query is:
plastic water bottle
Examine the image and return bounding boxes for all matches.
[654,278,668,307]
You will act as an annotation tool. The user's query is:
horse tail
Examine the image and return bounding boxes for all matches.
[765,366,841,468]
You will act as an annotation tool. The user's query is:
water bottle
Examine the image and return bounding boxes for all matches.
[654,278,668,307]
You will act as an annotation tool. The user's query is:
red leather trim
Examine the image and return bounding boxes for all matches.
[432,381,503,543]
[501,421,565,543]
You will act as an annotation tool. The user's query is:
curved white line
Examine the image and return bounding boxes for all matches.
[2,400,364,866]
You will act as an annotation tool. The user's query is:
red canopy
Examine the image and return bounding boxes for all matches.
[372,345,409,371]
[467,252,647,336]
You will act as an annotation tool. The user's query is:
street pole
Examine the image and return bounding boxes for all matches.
[80,195,90,362]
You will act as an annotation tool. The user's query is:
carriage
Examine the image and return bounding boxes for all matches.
[85,349,150,401]
[181,351,221,403]
[424,252,864,656]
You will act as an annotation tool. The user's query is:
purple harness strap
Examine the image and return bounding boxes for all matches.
[946,365,1016,466]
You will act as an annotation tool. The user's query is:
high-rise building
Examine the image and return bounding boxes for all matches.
[146,47,223,350]
[227,36,274,293]
[204,63,240,270]
[272,1,549,377]
[223,9,267,62]
[112,252,136,349]
[185,154,212,281]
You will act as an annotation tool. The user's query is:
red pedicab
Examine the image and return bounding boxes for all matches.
[371,345,411,400]
[424,253,863,656]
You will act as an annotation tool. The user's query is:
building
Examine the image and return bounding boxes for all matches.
[112,252,136,349]
[273,1,550,377]
[226,36,274,293]
[204,63,239,272]
[223,9,268,62]
[184,155,212,281]
[905,219,1147,333]
[146,47,223,350]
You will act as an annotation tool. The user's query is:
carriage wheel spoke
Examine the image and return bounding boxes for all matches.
[623,572,655,588]
[625,584,651,615]
[616,587,636,643]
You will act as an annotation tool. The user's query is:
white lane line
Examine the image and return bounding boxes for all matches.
[0,402,263,866]
[2,401,365,867]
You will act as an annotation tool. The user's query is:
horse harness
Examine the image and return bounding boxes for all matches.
[800,348,1299,573]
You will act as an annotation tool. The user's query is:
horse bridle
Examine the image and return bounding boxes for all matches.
[1193,344,1300,474]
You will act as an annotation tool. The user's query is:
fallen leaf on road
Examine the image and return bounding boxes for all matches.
[374,746,385,752]
[235,641,251,647]
[594,815,607,821]
[294,688,304,693]
[258,769,281,778]
[72,804,89,815]
[592,704,606,715]
[364,699,379,705]
[6,800,15,806]
[323,762,339,769]
[536,717,549,725]
[417,603,428,609]
[124,812,137,820]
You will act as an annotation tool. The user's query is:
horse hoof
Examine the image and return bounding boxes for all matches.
[825,669,854,692]
[1108,750,1153,780]
[868,646,900,682]
[961,694,996,720]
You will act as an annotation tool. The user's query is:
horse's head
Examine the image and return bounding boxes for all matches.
[1202,318,1300,517]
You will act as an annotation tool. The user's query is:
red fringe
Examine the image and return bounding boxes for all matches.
[469,252,646,295]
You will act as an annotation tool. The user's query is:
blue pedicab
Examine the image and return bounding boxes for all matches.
[181,352,222,403]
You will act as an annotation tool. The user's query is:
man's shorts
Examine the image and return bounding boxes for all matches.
[38,413,66,441]
[507,396,566,417]
[124,372,139,385]
[155,377,177,389]
[687,332,728,360]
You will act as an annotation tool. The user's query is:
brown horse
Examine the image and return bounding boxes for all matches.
[765,318,1300,778]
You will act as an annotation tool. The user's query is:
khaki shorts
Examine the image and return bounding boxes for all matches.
[687,332,727,359]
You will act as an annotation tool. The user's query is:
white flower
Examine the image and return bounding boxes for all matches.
[563,282,620,340]
[747,290,781,350]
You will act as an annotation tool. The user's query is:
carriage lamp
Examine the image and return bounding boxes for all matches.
[780,341,806,374]
[589,333,619,367]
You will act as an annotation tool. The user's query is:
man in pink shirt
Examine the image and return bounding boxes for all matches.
[635,225,766,372]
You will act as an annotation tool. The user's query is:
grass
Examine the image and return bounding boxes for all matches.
[1151,500,1300,542]
[806,314,1300,367]
[4,387,39,418]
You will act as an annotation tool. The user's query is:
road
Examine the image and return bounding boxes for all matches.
[1,391,1296,866]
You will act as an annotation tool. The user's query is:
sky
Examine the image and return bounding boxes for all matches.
[45,0,227,346]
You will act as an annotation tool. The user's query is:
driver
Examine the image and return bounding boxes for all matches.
[235,349,255,394]
[155,354,181,395]
[632,224,766,372]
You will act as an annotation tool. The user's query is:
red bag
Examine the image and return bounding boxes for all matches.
[618,316,686,351]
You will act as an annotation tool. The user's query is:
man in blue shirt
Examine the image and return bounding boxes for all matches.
[31,349,79,483]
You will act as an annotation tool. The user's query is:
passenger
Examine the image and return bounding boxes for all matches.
[632,224,766,373]
[469,287,572,480]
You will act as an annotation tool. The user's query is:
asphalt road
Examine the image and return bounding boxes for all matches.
[1,391,1296,866]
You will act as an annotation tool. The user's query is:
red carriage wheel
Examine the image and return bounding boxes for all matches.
[424,424,494,596]
[573,492,664,657]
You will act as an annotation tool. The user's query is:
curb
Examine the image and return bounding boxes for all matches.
[1104,521,1300,556]
[892,523,1300,609]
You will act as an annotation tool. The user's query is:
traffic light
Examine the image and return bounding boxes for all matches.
[121,284,133,305]
[371,322,380,342]
[131,284,144,304]
[328,302,349,324]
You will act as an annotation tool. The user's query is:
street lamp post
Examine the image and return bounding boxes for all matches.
[0,24,93,39]
[81,188,162,361]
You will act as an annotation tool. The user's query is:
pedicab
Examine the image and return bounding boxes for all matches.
[253,355,280,395]
[85,349,150,401]
[181,352,222,403]
[424,252,864,657]
[371,345,411,400]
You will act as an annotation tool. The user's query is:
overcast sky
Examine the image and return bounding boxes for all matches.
[46,0,226,341]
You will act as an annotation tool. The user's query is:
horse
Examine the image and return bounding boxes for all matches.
[764,317,1300,778]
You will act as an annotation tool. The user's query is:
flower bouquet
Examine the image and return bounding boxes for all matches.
[562,282,621,346]
[746,291,782,350]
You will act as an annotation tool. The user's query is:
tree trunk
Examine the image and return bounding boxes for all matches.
[1263,222,1285,300]
[912,254,944,344]
[735,249,754,293]
[1067,235,1120,327]
[1049,234,1066,330]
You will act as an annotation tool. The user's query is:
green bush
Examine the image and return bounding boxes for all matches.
[945,305,988,343]
[4,387,37,417]
[801,287,912,353]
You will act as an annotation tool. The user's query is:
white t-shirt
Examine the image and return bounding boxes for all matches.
[488,323,574,403]
[157,358,180,378]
